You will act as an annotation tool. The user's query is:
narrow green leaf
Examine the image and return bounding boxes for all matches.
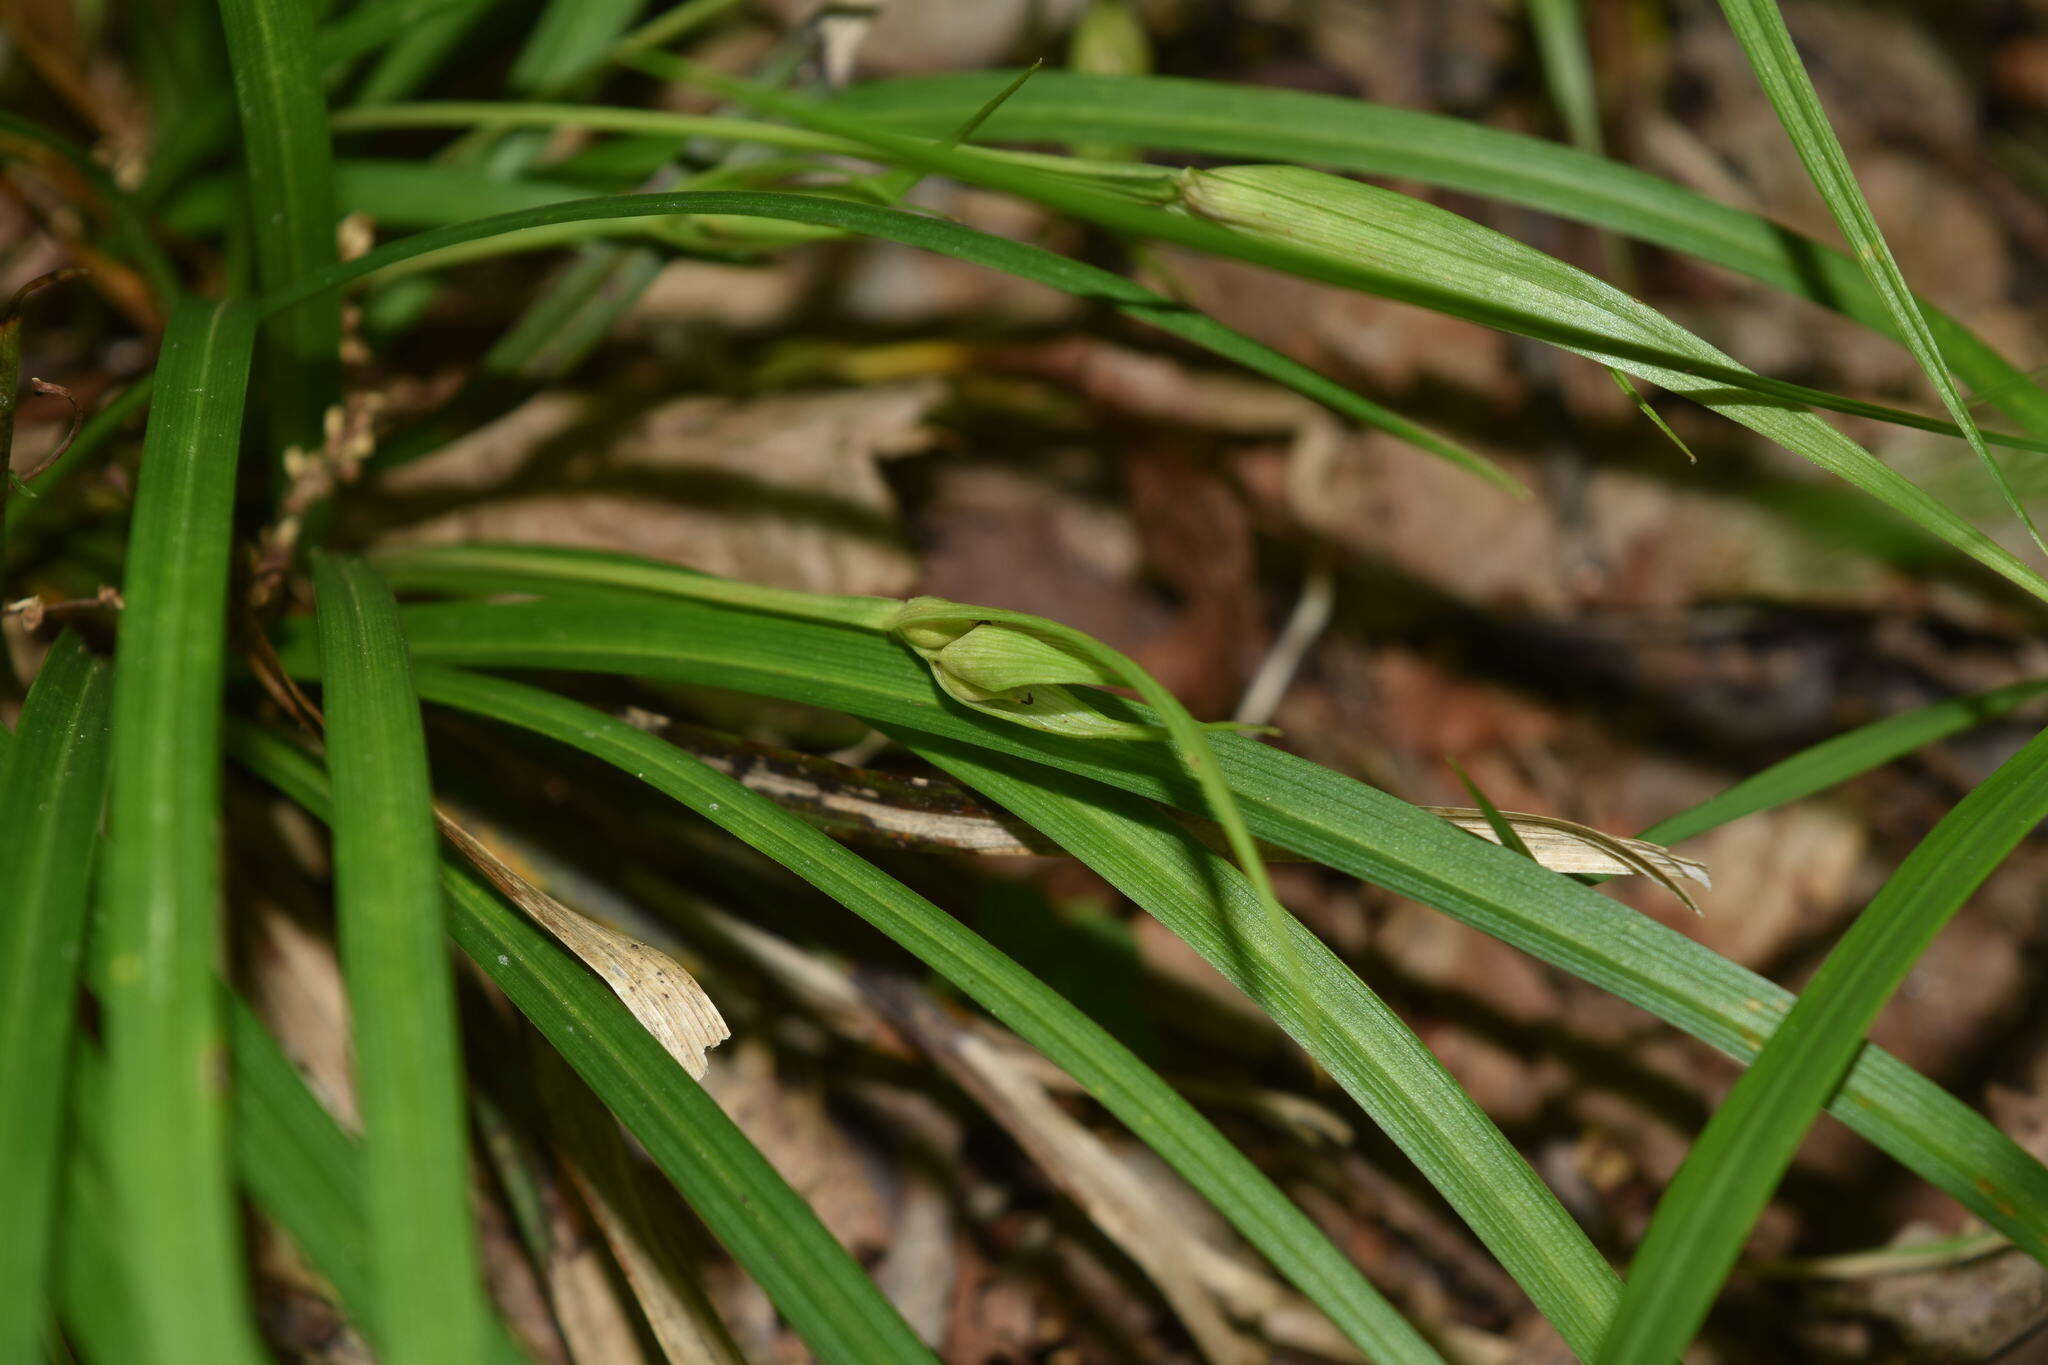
[316,101,2048,455]
[226,722,940,1365]
[509,0,646,94]
[258,187,1514,487]
[1447,760,1537,861]
[218,0,341,449]
[308,576,2048,1263]
[95,297,263,1365]
[313,555,491,1365]
[892,733,1619,1356]
[1641,676,2048,847]
[225,993,535,1365]
[57,1112,136,1365]
[0,634,112,1364]
[832,70,2048,439]
[352,0,504,106]
[1714,0,2046,559]
[224,996,373,1330]
[1528,0,1603,155]
[401,666,1443,1364]
[1174,162,2048,603]
[165,160,606,234]
[1597,719,2048,1360]
[648,68,2048,601]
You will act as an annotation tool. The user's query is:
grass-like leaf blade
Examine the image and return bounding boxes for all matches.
[218,0,341,449]
[95,297,264,1365]
[832,70,2048,439]
[312,555,492,1365]
[310,575,2048,1263]
[224,992,533,1363]
[404,665,1445,1363]
[227,722,941,1365]
[1641,676,2048,846]
[1596,718,2048,1360]
[1528,0,1603,155]
[1714,0,2045,558]
[0,634,112,1363]
[641,70,2048,602]
[892,732,1621,1355]
[259,187,1512,487]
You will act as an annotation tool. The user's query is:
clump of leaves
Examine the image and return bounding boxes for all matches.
[6,1,2048,1362]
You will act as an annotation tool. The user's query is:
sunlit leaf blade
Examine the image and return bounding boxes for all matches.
[226,723,942,1365]
[1641,676,2048,847]
[653,72,2048,602]
[891,733,1620,1356]
[256,186,1512,487]
[0,634,112,1363]
[1713,0,2045,559]
[217,0,341,450]
[402,665,1445,1364]
[95,298,265,1365]
[1174,161,2046,602]
[299,574,2048,1263]
[317,98,2048,456]
[313,555,492,1365]
[831,70,2048,439]
[1596,719,2048,1361]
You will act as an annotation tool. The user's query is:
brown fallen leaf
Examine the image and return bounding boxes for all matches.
[377,383,939,598]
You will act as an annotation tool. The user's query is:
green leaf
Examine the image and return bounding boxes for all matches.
[224,993,534,1364]
[226,722,942,1365]
[218,0,341,449]
[1447,760,1537,861]
[224,996,374,1332]
[509,0,645,94]
[257,186,1514,487]
[313,555,492,1365]
[1528,0,1603,156]
[352,0,505,107]
[891,733,1620,1356]
[1597,718,2048,1360]
[399,666,1444,1364]
[1164,161,2048,605]
[165,160,608,234]
[830,70,2048,440]
[304,573,2048,1264]
[1641,676,2048,847]
[323,97,2048,456]
[1713,0,2046,559]
[649,69,2048,601]
[95,298,264,1365]
[0,634,112,1364]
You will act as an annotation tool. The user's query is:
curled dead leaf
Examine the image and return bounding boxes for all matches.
[1425,807,1711,914]
[437,814,731,1077]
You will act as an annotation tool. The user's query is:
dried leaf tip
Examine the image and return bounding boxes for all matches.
[1428,807,1712,914]
[439,817,731,1076]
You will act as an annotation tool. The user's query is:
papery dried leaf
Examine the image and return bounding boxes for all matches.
[1426,807,1711,914]
[438,816,731,1076]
